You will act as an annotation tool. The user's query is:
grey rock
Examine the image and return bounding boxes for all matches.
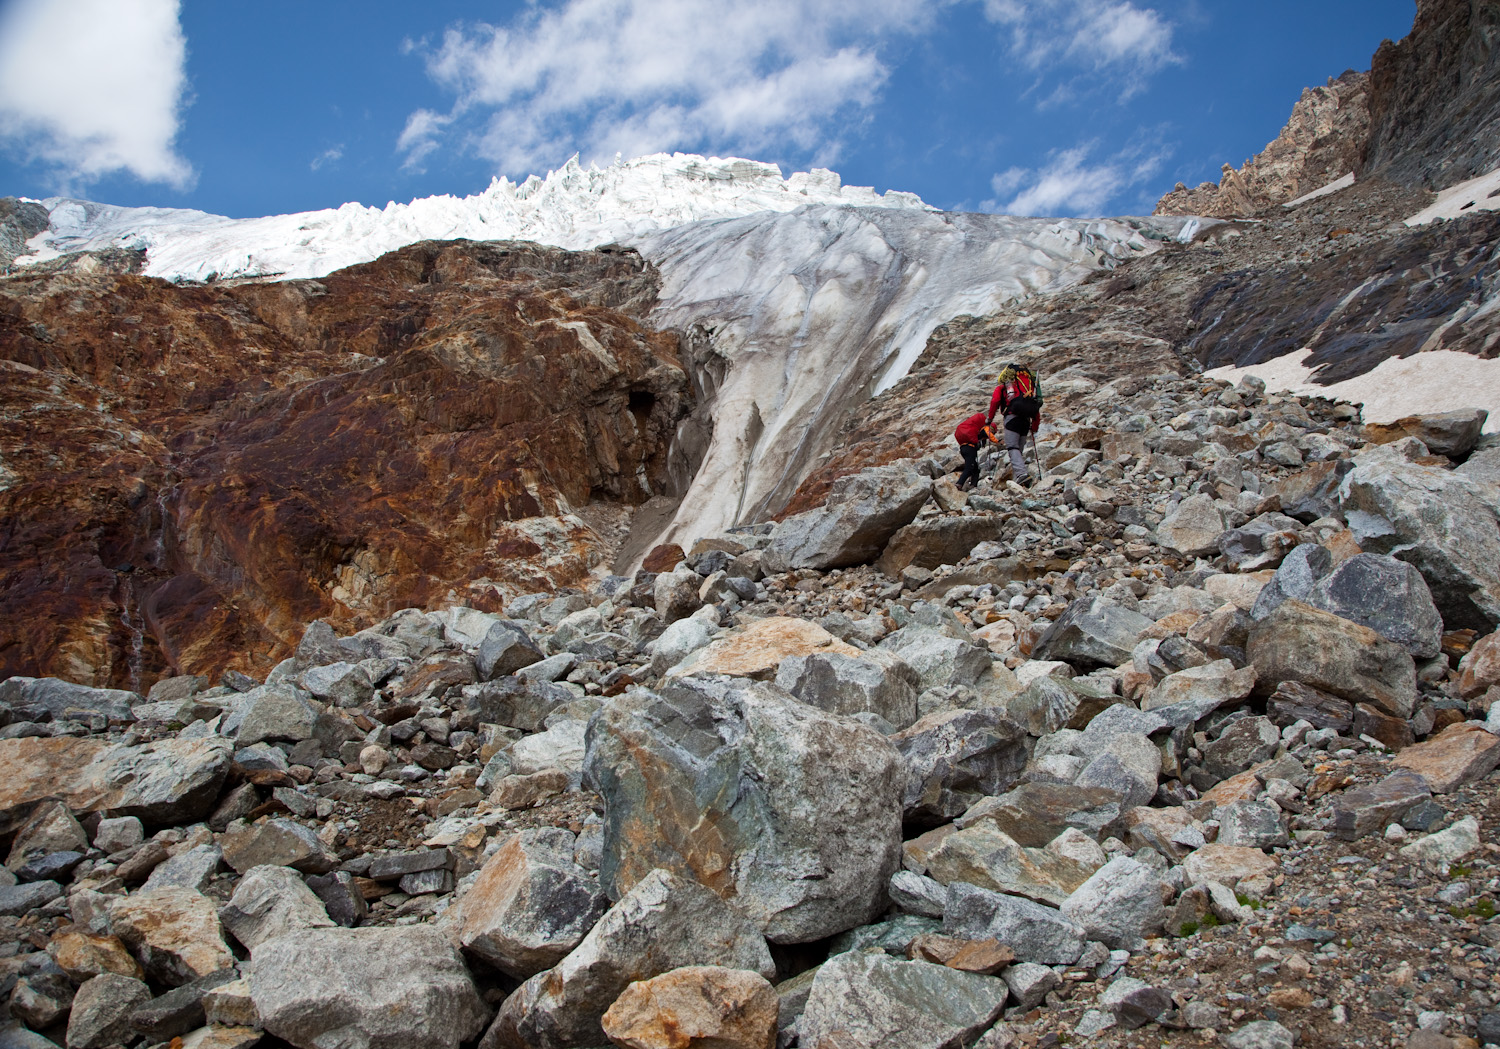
[892,707,1032,825]
[6,801,88,865]
[878,625,993,691]
[0,1024,59,1049]
[1265,680,1354,733]
[1201,717,1280,782]
[646,617,715,675]
[304,870,367,927]
[366,848,452,880]
[509,720,586,782]
[799,950,1009,1049]
[15,851,82,883]
[250,925,490,1049]
[517,652,577,684]
[1247,600,1418,719]
[943,882,1085,965]
[762,462,933,573]
[0,881,62,916]
[92,816,144,854]
[1156,493,1225,558]
[956,783,1121,847]
[464,676,572,734]
[889,870,949,918]
[1144,660,1256,713]
[1217,512,1302,572]
[233,742,289,772]
[0,677,137,724]
[1060,857,1165,950]
[1270,459,1352,522]
[1222,1019,1297,1049]
[585,676,903,943]
[1340,442,1500,630]
[828,915,942,956]
[65,973,151,1049]
[220,864,335,950]
[296,662,374,707]
[1249,543,1332,622]
[1305,552,1444,659]
[485,867,773,1049]
[1215,798,1288,848]
[1073,732,1160,812]
[128,969,239,1042]
[926,823,1099,907]
[234,685,319,746]
[1388,410,1489,459]
[1098,976,1172,1029]
[458,828,609,979]
[220,818,339,875]
[1032,597,1154,670]
[776,649,921,730]
[1329,769,1432,841]
[10,971,72,1030]
[1003,961,1061,1010]
[653,569,704,622]
[142,844,222,893]
[1181,1000,1225,1029]
[476,621,545,680]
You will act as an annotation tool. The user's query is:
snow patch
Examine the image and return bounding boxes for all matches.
[1283,172,1355,209]
[1404,165,1500,226]
[1204,348,1499,433]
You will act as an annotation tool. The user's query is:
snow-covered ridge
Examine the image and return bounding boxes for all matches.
[17,152,933,282]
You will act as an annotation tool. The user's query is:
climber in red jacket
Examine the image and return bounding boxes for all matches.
[986,364,1042,486]
[953,411,995,491]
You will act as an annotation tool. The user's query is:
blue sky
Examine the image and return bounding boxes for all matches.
[0,0,1416,219]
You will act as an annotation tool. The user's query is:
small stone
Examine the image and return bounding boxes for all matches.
[1400,815,1481,868]
[92,816,145,854]
[1001,961,1060,1010]
[1222,1019,1297,1049]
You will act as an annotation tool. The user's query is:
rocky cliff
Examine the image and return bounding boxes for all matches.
[1156,71,1371,218]
[0,241,692,689]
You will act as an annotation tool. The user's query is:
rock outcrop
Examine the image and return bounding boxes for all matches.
[0,240,691,687]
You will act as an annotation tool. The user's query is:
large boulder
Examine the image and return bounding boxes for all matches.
[925,823,1099,906]
[249,926,490,1049]
[109,889,235,987]
[458,828,609,979]
[955,783,1121,847]
[775,649,921,730]
[0,677,137,723]
[0,736,232,827]
[943,882,1086,965]
[878,625,996,692]
[219,865,335,951]
[797,951,1009,1049]
[233,685,319,746]
[584,676,904,943]
[1156,494,1225,558]
[1032,598,1154,670]
[1060,857,1166,949]
[1339,441,1500,630]
[484,868,774,1049]
[476,621,545,680]
[762,462,933,572]
[1270,460,1352,522]
[1246,600,1418,718]
[1364,410,1488,459]
[66,973,152,1049]
[877,517,1006,577]
[892,708,1032,826]
[1249,543,1332,622]
[1303,553,1444,659]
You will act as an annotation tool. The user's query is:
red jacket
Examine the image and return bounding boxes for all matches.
[987,375,1041,432]
[955,412,989,446]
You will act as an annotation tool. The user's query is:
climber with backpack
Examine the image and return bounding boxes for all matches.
[953,410,998,491]
[986,364,1042,487]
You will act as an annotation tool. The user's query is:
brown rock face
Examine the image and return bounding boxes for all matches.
[1364,0,1500,188]
[0,240,692,688]
[1157,70,1370,217]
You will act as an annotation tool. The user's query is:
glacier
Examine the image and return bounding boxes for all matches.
[10,151,1199,561]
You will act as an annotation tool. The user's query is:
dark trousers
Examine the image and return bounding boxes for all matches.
[957,443,980,489]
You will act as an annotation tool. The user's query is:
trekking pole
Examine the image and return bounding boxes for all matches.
[1030,433,1040,480]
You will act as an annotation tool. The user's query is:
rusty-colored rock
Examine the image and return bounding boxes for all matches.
[1392,722,1500,793]
[48,929,144,982]
[640,544,686,573]
[600,965,777,1049]
[109,888,235,986]
[666,617,859,681]
[0,240,691,688]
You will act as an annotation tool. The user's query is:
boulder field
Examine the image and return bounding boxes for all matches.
[1,369,1497,1049]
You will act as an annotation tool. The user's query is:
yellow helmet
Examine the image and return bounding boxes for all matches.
[997,366,1017,383]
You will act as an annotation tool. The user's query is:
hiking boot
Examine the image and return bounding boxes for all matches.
[1016,475,1034,489]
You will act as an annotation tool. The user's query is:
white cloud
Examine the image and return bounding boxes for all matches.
[400,0,936,175]
[0,0,194,191]
[311,145,345,172]
[982,0,1179,98]
[993,140,1167,216]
